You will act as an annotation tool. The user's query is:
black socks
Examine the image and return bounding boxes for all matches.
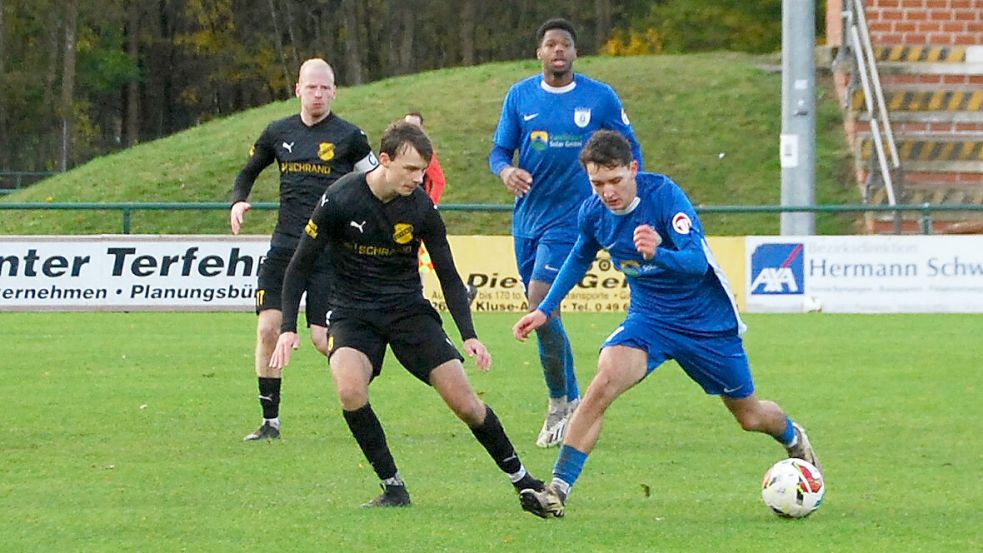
[343,403,398,481]
[469,405,523,475]
[257,377,281,419]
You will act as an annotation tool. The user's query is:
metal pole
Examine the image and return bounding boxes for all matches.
[920,203,933,235]
[780,0,817,235]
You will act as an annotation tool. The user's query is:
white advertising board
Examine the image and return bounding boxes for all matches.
[2,235,746,314]
[0,236,269,311]
[746,235,983,313]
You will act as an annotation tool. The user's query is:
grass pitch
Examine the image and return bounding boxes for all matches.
[0,312,978,552]
[0,52,855,237]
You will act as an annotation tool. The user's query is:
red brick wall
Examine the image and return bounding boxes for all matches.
[828,0,983,46]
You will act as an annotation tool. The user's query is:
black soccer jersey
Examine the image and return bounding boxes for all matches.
[280,170,477,341]
[232,113,376,248]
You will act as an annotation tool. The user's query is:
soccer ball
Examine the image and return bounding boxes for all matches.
[761,458,825,518]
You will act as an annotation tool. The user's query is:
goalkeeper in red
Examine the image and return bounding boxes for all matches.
[513,131,821,519]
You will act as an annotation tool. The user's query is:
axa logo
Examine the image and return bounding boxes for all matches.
[750,243,804,295]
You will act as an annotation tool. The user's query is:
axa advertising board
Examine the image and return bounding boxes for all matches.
[746,236,983,312]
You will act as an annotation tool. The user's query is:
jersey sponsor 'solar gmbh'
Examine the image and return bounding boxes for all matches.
[232,113,376,248]
[492,74,643,242]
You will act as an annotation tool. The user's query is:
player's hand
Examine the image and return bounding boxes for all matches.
[230,201,252,235]
[512,310,548,342]
[634,224,662,260]
[499,166,533,197]
[463,338,492,371]
[268,331,300,369]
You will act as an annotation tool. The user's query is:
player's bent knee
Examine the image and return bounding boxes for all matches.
[584,370,623,406]
[311,335,329,356]
[257,325,279,347]
[448,395,485,425]
[734,411,765,432]
[336,388,368,411]
[723,396,769,432]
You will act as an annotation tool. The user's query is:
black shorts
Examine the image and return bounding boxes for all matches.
[256,245,333,328]
[327,302,464,384]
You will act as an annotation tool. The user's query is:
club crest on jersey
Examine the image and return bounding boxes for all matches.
[318,142,335,161]
[574,108,592,128]
[248,145,255,157]
[619,259,641,277]
[393,223,414,244]
[304,219,319,239]
[530,130,549,151]
[672,212,692,234]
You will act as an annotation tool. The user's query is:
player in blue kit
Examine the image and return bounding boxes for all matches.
[488,18,643,448]
[512,131,821,519]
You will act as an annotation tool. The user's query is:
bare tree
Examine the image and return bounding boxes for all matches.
[283,0,300,70]
[267,0,292,96]
[460,0,475,66]
[397,1,414,74]
[60,0,79,171]
[595,0,612,51]
[125,0,141,147]
[39,16,62,168]
[0,0,7,169]
[342,0,363,84]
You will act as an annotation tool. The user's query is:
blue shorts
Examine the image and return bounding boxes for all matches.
[601,312,755,399]
[514,236,575,287]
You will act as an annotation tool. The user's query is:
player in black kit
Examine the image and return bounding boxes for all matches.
[231,58,378,442]
[269,121,544,508]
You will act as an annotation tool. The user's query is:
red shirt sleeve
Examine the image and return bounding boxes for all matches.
[425,152,447,205]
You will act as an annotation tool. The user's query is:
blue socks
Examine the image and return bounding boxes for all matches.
[562,334,579,402]
[775,416,797,447]
[536,317,579,400]
[552,444,589,495]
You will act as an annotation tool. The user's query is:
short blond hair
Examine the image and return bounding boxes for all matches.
[298,58,334,83]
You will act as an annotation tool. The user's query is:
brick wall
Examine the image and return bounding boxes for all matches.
[827,0,983,46]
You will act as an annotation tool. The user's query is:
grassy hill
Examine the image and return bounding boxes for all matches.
[0,53,855,236]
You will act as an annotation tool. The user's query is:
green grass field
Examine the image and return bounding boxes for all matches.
[0,312,978,552]
[0,52,856,237]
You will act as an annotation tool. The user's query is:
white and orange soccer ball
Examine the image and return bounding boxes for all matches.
[761,458,825,518]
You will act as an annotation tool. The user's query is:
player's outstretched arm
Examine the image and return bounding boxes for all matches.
[230,132,275,232]
[230,201,251,235]
[513,310,548,342]
[269,331,300,369]
[462,338,492,371]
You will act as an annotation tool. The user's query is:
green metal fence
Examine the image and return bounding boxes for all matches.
[0,172,58,195]
[1,201,982,235]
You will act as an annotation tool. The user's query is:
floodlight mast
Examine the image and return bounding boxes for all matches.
[780,0,817,236]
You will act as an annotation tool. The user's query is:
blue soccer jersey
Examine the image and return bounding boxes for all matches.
[538,172,745,336]
[489,74,643,242]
